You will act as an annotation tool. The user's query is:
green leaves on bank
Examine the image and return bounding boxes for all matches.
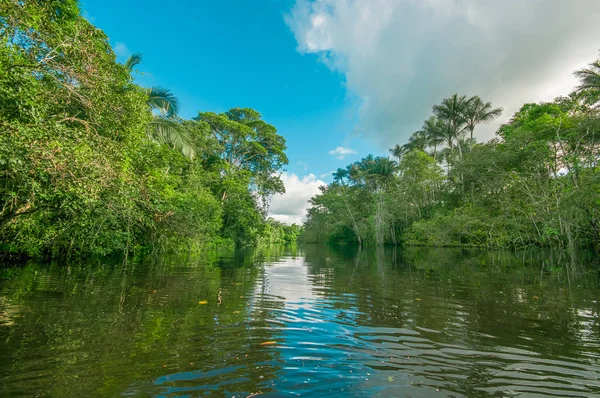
[0,0,292,258]
[303,65,600,251]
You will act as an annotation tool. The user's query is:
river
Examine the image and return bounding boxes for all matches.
[1,245,599,397]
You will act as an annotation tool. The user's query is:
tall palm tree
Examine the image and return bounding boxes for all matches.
[463,96,503,140]
[433,94,471,159]
[125,53,194,159]
[332,168,349,185]
[369,157,397,183]
[365,156,397,246]
[406,130,428,151]
[421,116,446,162]
[574,60,600,92]
[389,144,405,162]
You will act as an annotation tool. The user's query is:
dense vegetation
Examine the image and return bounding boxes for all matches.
[2,1,598,258]
[0,0,300,258]
[303,63,600,251]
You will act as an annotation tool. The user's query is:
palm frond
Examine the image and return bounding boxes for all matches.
[124,52,143,72]
[147,86,180,117]
[389,144,405,159]
[433,94,470,136]
[148,116,195,159]
[574,60,600,92]
[479,105,503,123]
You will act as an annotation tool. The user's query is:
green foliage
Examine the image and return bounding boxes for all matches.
[195,108,289,246]
[259,219,302,244]
[0,1,291,258]
[303,66,600,251]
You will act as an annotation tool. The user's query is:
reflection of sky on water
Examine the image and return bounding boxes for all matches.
[132,251,600,397]
[252,257,380,396]
[256,257,317,310]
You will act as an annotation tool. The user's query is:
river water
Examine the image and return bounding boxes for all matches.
[1,245,599,397]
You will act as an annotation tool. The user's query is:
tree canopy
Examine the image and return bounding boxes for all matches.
[0,0,293,258]
[302,70,600,251]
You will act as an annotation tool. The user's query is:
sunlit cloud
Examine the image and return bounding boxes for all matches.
[329,146,356,160]
[269,173,326,225]
[286,0,600,148]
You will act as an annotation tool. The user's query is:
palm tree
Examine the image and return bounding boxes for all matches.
[125,53,194,159]
[369,157,397,183]
[332,168,349,185]
[433,94,471,159]
[124,52,143,72]
[389,144,405,162]
[421,116,446,162]
[406,130,428,151]
[370,157,397,245]
[463,96,503,140]
[574,60,600,92]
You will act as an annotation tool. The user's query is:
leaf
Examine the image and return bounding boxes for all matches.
[259,341,277,346]
[198,300,208,305]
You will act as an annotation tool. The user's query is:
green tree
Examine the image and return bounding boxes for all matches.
[433,94,471,159]
[196,108,288,245]
[124,53,195,159]
[574,60,600,93]
[463,96,503,140]
[421,116,447,162]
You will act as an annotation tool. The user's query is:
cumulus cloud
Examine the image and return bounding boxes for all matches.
[113,42,130,58]
[286,0,600,147]
[329,146,357,159]
[269,172,326,225]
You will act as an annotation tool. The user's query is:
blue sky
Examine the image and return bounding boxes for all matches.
[81,0,600,224]
[81,0,376,183]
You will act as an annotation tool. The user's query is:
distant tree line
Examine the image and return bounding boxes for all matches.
[302,61,600,251]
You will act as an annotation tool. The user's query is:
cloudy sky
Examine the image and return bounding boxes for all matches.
[84,0,600,224]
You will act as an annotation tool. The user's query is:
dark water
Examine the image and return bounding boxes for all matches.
[1,246,599,397]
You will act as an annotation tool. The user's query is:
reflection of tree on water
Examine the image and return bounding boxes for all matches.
[301,245,600,396]
[0,249,296,397]
[0,246,598,396]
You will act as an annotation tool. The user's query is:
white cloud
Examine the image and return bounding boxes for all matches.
[269,172,326,225]
[321,171,335,178]
[329,146,357,159]
[286,0,600,147]
[113,42,130,58]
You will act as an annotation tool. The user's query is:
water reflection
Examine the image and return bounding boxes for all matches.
[0,246,599,397]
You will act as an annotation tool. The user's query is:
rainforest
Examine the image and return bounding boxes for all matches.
[2,1,599,259]
[2,2,600,397]
[0,1,301,259]
[302,89,600,250]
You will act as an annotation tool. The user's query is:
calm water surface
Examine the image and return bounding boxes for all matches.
[1,246,599,397]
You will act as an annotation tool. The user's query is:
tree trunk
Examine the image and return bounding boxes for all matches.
[341,188,362,246]
[375,193,385,246]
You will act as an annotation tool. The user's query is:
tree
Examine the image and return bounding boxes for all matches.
[124,53,195,159]
[421,116,447,161]
[574,60,600,93]
[433,94,471,159]
[389,144,406,162]
[463,96,503,140]
[196,108,288,245]
[303,60,600,251]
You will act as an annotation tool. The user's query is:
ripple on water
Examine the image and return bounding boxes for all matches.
[1,249,599,397]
